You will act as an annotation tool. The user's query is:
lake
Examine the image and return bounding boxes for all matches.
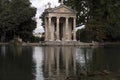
[0,45,120,80]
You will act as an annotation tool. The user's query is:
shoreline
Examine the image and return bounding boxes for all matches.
[0,42,120,46]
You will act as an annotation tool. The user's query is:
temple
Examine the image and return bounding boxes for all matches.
[42,1,77,43]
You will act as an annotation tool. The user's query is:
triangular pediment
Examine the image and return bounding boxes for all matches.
[52,5,77,14]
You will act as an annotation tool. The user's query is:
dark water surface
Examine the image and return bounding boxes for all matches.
[0,45,120,80]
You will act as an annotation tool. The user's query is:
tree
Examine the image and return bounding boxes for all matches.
[0,0,13,42]
[9,0,36,42]
[65,0,120,42]
[0,0,36,42]
[85,20,106,42]
[65,0,89,26]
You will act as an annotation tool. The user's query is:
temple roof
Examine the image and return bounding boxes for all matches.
[45,4,77,14]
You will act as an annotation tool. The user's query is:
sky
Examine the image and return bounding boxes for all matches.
[30,0,60,33]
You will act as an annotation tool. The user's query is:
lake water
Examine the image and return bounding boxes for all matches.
[0,45,120,80]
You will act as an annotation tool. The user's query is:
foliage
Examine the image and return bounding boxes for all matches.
[40,12,45,28]
[65,0,89,26]
[65,0,120,42]
[0,0,36,42]
[86,20,106,41]
[76,29,89,42]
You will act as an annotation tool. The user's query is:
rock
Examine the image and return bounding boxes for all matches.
[87,72,96,77]
[102,70,110,75]
[80,71,87,76]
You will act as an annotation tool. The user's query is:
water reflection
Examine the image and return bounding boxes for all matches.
[76,47,93,72]
[1,45,6,57]
[1,45,120,80]
[44,47,92,80]
[40,46,95,80]
[32,47,44,80]
[0,45,34,80]
[43,46,78,79]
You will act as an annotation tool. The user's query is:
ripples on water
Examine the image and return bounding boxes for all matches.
[0,45,120,80]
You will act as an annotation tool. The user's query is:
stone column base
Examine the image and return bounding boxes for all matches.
[56,40,61,41]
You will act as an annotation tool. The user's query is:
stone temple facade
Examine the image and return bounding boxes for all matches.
[43,2,77,42]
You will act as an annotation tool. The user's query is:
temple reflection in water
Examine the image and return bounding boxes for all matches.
[1,45,120,80]
[38,46,93,80]
[0,45,93,80]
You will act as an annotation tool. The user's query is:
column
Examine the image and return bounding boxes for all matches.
[48,17,52,41]
[56,17,60,41]
[45,17,48,41]
[65,17,69,41]
[73,17,76,41]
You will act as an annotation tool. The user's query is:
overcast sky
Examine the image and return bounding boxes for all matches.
[30,0,60,33]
